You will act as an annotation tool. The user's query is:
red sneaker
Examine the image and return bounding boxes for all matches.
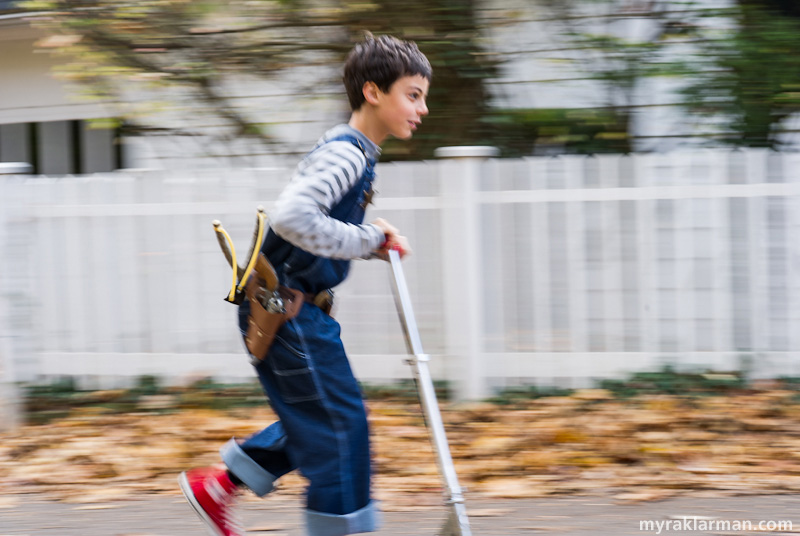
[179,466,241,536]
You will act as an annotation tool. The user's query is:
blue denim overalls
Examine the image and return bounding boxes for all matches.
[221,130,380,536]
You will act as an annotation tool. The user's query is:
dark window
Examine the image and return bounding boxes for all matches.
[0,1,23,13]
[0,120,124,174]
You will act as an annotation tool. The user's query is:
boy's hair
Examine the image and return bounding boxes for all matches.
[343,33,432,111]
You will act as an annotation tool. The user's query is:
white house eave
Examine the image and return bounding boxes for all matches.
[0,10,40,22]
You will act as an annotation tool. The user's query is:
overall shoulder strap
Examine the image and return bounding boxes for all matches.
[318,134,373,171]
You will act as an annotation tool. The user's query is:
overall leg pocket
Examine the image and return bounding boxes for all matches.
[267,327,322,404]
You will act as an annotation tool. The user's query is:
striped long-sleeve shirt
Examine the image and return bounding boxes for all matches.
[268,124,385,260]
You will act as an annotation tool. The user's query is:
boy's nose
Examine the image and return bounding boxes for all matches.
[419,100,429,116]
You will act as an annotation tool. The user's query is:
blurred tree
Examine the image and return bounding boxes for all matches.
[741,0,800,18]
[680,0,800,148]
[22,0,498,161]
[23,0,355,155]
[512,0,800,151]
[21,0,800,158]
[485,107,632,156]
[338,0,499,160]
[520,0,710,153]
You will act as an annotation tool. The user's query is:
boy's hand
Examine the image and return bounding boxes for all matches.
[371,218,412,260]
[372,218,399,238]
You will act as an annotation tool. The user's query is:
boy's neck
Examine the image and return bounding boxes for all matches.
[348,111,386,147]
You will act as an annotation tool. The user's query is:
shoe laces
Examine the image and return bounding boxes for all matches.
[205,475,241,535]
[220,498,243,536]
[205,474,234,505]
[224,510,244,535]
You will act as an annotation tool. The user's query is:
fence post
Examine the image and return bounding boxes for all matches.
[0,165,29,431]
[435,147,499,402]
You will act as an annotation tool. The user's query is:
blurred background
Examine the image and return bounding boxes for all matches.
[1,0,800,426]
[5,1,800,521]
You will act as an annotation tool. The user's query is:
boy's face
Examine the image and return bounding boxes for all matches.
[374,74,430,141]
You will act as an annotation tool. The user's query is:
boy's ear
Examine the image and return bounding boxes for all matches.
[362,82,381,105]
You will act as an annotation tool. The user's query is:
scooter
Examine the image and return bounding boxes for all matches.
[387,248,472,536]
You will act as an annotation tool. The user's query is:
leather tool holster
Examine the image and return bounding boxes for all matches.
[244,276,304,362]
[243,279,335,361]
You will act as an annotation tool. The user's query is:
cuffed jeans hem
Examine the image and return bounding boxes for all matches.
[219,438,276,497]
[305,501,381,536]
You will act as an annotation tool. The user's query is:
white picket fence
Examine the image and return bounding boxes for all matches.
[2,149,800,406]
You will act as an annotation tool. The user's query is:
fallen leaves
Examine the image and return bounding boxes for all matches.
[3,390,800,505]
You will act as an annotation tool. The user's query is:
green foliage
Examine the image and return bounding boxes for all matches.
[599,366,747,398]
[680,1,800,148]
[529,1,800,150]
[22,376,266,423]
[487,385,572,406]
[488,107,631,156]
[21,376,455,423]
[23,377,142,424]
[175,378,266,410]
[487,366,753,405]
[360,379,451,401]
[528,1,698,148]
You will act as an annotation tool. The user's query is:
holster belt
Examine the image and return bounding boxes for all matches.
[304,289,334,316]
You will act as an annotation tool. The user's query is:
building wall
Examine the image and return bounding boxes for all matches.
[0,19,347,170]
[0,21,121,173]
[0,24,111,125]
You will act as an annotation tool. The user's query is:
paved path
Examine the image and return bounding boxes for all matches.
[2,493,800,535]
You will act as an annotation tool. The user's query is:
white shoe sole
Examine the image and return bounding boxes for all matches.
[178,471,227,536]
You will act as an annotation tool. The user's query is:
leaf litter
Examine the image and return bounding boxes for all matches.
[4,389,800,507]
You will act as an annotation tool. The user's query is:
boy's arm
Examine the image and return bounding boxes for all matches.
[269,141,386,260]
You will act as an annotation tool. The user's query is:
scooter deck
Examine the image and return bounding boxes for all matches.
[388,249,472,536]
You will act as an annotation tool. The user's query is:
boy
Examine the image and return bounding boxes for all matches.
[179,34,431,536]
